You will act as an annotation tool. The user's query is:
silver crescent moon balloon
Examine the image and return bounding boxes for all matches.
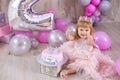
[9,34,31,56]
[8,0,54,30]
[48,30,67,47]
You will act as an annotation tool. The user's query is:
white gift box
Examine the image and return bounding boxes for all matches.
[37,54,68,77]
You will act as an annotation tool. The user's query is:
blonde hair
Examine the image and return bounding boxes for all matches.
[75,16,94,39]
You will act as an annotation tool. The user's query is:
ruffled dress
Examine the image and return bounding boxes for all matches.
[59,39,117,80]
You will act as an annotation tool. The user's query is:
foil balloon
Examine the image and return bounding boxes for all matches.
[9,34,31,56]
[48,30,67,47]
[8,0,54,31]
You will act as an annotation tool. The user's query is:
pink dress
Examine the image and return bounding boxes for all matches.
[59,39,117,80]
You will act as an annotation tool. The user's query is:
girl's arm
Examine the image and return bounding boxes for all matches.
[65,30,75,41]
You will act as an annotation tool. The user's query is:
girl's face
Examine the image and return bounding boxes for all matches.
[78,27,90,39]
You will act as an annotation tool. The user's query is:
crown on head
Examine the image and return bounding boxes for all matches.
[78,16,93,24]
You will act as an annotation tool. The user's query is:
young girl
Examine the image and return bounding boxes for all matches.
[59,16,117,80]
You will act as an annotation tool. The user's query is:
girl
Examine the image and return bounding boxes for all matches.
[59,16,117,80]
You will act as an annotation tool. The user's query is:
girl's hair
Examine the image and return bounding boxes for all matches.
[74,16,94,39]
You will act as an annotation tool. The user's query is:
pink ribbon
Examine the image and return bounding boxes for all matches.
[0,24,12,37]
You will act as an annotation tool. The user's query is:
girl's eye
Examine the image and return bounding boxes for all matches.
[85,29,88,31]
[80,29,83,31]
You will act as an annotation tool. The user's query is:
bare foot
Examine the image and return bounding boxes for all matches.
[60,70,68,78]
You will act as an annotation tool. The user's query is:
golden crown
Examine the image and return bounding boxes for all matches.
[78,16,93,24]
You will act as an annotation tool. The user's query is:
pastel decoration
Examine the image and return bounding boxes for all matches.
[31,38,39,48]
[37,30,51,43]
[91,0,101,6]
[8,0,54,30]
[55,19,69,32]
[86,4,96,14]
[85,11,92,16]
[48,30,67,47]
[90,15,96,22]
[15,30,33,38]
[94,31,112,50]
[99,0,111,12]
[78,0,91,6]
[9,34,31,56]
[0,24,12,37]
[95,16,101,23]
[93,9,101,17]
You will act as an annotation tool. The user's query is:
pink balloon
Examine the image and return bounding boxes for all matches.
[86,4,96,14]
[37,30,51,43]
[85,11,92,16]
[94,31,111,50]
[47,9,57,18]
[55,19,69,32]
[15,30,33,37]
[91,0,101,6]
[115,57,120,75]
[93,9,101,16]
[95,16,101,23]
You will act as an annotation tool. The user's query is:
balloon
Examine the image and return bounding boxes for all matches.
[9,34,31,56]
[94,31,111,50]
[15,30,33,38]
[31,38,39,48]
[95,16,101,23]
[93,9,101,17]
[90,15,96,22]
[48,30,67,47]
[55,19,69,32]
[78,0,91,6]
[99,0,111,12]
[91,0,101,6]
[85,11,92,16]
[115,57,120,75]
[8,0,54,30]
[47,9,57,18]
[86,4,96,14]
[65,23,76,36]
[101,11,110,16]
[37,30,51,43]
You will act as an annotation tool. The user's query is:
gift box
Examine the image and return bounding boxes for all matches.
[40,64,62,77]
[37,54,68,77]
[0,24,12,37]
[0,31,15,43]
[0,12,6,27]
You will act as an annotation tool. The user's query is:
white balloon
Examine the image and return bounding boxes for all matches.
[9,34,31,56]
[99,0,111,12]
[78,0,91,6]
[48,30,67,47]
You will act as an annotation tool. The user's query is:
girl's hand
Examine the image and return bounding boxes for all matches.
[60,70,68,78]
[65,30,75,41]
[87,35,94,46]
